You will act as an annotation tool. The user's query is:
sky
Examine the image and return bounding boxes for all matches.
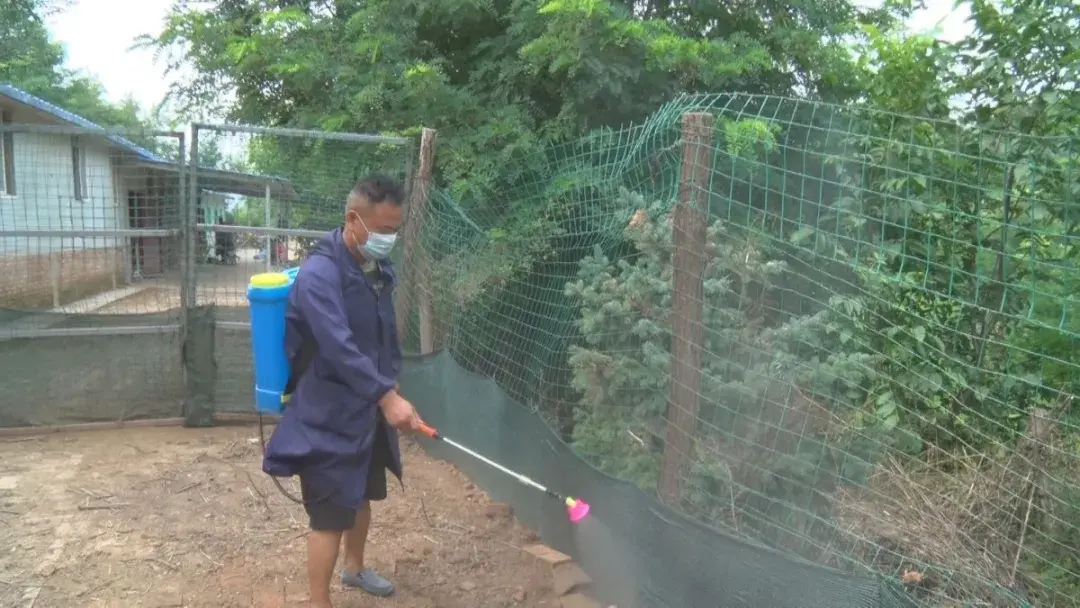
[45,0,175,111]
[45,0,975,116]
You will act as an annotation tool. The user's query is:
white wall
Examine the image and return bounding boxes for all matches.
[0,109,123,255]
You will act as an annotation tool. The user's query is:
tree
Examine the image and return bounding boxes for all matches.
[566,189,881,554]
[146,0,901,203]
[784,2,1080,601]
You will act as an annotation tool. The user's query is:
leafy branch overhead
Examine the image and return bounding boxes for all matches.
[144,0,901,206]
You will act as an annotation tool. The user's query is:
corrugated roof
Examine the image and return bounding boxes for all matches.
[0,83,299,199]
[0,83,166,162]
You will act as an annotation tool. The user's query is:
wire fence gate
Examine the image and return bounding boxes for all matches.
[0,121,414,430]
[0,122,187,427]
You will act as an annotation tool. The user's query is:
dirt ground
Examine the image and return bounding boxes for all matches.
[94,285,181,315]
[94,250,274,315]
[0,426,556,608]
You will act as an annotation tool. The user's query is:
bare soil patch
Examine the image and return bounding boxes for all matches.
[0,425,555,607]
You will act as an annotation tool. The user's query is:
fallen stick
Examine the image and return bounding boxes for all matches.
[77,503,129,511]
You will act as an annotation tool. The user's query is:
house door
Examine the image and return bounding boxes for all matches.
[128,190,164,277]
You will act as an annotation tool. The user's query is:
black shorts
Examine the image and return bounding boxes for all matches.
[299,420,393,531]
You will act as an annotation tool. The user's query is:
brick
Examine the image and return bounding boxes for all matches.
[522,543,572,567]
[484,501,514,520]
[0,246,129,309]
[552,562,592,596]
[559,593,601,608]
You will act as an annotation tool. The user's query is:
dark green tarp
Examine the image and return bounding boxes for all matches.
[399,350,915,608]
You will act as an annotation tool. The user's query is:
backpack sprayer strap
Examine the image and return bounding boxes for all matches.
[282,260,345,406]
[280,336,318,407]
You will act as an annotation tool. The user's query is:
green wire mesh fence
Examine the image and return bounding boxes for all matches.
[2,91,1076,606]
[397,93,1080,607]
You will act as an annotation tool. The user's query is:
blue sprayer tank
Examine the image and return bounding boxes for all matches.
[247,267,300,414]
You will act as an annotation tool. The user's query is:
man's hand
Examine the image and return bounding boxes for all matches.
[378,389,422,432]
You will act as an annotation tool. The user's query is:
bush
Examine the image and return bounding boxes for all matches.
[565,188,883,554]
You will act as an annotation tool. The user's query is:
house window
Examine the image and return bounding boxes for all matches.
[71,136,87,200]
[0,109,14,196]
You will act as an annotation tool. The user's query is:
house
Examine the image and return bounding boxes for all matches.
[0,84,296,309]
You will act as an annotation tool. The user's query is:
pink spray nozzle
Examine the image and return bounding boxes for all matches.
[565,497,591,523]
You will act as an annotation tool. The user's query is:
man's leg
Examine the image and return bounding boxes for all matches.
[300,476,356,608]
[340,424,394,597]
[342,500,372,572]
[307,529,343,608]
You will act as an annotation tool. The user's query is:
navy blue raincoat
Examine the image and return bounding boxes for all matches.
[262,228,403,509]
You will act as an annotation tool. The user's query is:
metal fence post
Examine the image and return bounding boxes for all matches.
[183,124,214,427]
[185,126,199,313]
[264,183,272,271]
[178,130,190,329]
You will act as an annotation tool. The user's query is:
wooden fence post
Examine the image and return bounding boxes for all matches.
[398,127,437,354]
[658,112,715,507]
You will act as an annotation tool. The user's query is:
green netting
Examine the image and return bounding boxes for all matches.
[0,124,187,427]
[397,93,1080,607]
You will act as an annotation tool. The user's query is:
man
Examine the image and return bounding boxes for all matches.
[263,174,423,608]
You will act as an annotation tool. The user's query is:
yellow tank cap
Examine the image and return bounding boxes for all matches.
[249,272,290,288]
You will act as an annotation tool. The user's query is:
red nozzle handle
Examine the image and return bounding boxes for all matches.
[417,422,440,439]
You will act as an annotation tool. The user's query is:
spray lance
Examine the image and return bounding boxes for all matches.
[415,422,591,524]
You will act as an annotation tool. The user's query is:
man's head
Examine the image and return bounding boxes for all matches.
[344,174,406,261]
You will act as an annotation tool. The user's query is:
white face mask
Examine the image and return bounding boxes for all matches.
[353,215,398,261]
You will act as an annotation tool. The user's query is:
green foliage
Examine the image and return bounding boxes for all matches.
[147,0,888,218]
[818,1,1080,454]
[565,189,880,552]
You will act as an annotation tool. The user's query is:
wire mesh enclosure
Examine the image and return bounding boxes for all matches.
[2,92,1078,607]
[393,93,1080,607]
[0,121,414,427]
[0,122,187,426]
